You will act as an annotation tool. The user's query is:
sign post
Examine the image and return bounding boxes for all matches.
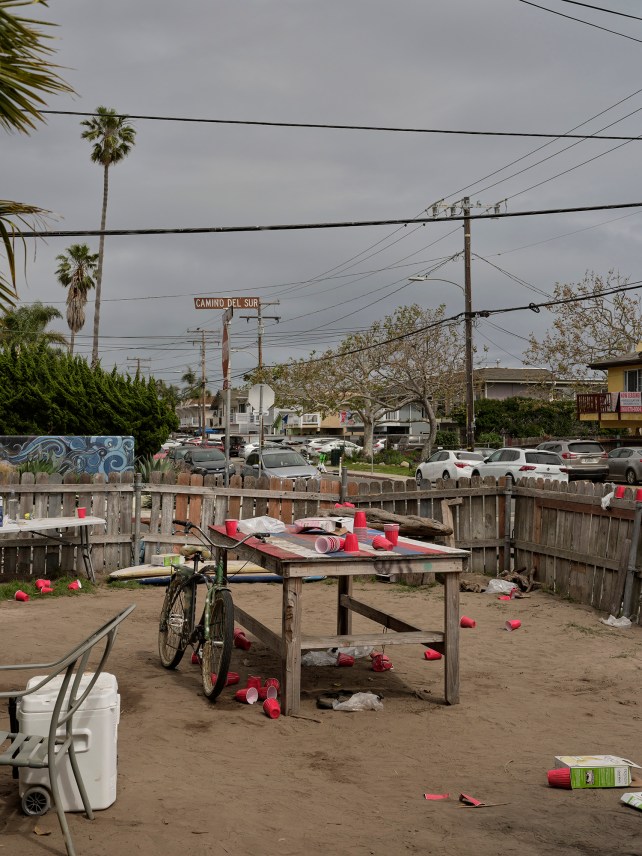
[247,384,275,478]
[222,307,233,486]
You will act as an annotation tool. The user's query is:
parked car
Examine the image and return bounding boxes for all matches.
[536,439,608,481]
[605,446,642,484]
[470,447,568,483]
[415,450,486,485]
[240,440,280,459]
[241,448,321,480]
[313,440,362,458]
[182,447,236,478]
[166,444,192,464]
[373,438,386,453]
[305,436,341,454]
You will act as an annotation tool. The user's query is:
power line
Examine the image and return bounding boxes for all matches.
[561,0,642,21]
[37,108,642,141]
[18,200,642,239]
[517,0,642,44]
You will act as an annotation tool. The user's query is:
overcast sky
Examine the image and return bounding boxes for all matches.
[5,0,642,388]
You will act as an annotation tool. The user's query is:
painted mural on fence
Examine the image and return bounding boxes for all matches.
[0,436,135,475]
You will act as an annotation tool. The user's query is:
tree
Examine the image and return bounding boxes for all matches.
[524,271,642,383]
[55,244,98,355]
[180,366,209,402]
[0,301,67,349]
[81,106,136,366]
[0,0,73,311]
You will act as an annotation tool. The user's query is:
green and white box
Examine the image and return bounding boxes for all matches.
[621,792,642,811]
[554,755,641,789]
[151,553,181,566]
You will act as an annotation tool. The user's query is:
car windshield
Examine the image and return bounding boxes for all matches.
[173,447,191,460]
[262,451,309,468]
[568,442,603,453]
[192,449,225,462]
[455,452,484,461]
[525,452,562,464]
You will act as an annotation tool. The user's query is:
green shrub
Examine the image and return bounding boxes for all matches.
[477,432,502,448]
[435,430,459,448]
[136,455,175,481]
[16,454,63,475]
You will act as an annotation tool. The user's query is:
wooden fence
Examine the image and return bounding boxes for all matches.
[0,470,640,620]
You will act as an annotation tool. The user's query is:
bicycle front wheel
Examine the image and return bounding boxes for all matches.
[201,588,234,700]
[158,577,192,669]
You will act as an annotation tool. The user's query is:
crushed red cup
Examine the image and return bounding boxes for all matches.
[336,653,355,667]
[423,648,442,661]
[372,653,393,671]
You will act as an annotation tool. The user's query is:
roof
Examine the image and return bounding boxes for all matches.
[587,350,642,370]
[475,367,599,384]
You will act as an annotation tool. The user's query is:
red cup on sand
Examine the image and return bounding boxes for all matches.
[67,580,82,591]
[235,687,259,704]
[225,672,240,686]
[460,616,476,628]
[353,510,367,529]
[547,768,571,789]
[246,675,262,690]
[336,653,355,667]
[372,535,394,550]
[35,579,47,590]
[423,648,442,661]
[191,652,200,665]
[40,586,54,595]
[258,686,278,700]
[505,619,521,631]
[263,698,281,719]
[342,532,359,553]
[383,523,400,546]
[76,507,86,519]
[372,653,393,671]
[234,632,252,651]
[225,519,238,537]
[14,590,29,602]
[265,678,280,691]
[498,595,511,601]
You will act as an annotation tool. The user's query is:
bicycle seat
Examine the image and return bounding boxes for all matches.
[179,545,212,560]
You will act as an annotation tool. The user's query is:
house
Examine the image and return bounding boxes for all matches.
[473,367,602,401]
[577,343,642,433]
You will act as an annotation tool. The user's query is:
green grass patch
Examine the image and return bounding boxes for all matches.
[342,462,414,477]
[107,580,143,590]
[0,576,97,601]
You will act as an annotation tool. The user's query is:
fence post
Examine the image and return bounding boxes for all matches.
[622,497,642,617]
[503,476,513,574]
[133,471,142,566]
[340,466,348,503]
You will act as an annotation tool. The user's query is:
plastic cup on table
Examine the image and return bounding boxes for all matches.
[76,507,86,519]
[263,698,281,719]
[342,532,360,553]
[372,535,394,550]
[383,523,399,546]
[353,527,368,541]
[246,675,262,691]
[353,510,367,529]
[14,590,29,602]
[614,486,626,499]
[315,535,342,554]
[505,619,521,631]
[460,615,476,628]
[225,519,239,537]
[235,687,259,704]
[547,768,571,789]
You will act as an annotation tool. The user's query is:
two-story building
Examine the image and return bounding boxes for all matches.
[577,343,642,434]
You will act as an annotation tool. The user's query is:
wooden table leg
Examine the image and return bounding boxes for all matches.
[281,576,302,715]
[443,572,460,704]
[337,576,353,635]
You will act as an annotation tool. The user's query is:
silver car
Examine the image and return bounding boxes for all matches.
[606,447,642,485]
[241,449,321,480]
[471,448,568,483]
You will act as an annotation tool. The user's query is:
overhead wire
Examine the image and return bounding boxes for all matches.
[517,0,642,44]
[561,0,642,21]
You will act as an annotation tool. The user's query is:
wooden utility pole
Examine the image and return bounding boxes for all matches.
[240,299,280,371]
[187,328,219,443]
[126,357,152,377]
[463,197,475,452]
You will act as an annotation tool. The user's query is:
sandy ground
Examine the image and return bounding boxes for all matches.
[1,578,641,856]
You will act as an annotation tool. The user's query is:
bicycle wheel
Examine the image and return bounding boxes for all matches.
[201,588,234,699]
[158,577,192,668]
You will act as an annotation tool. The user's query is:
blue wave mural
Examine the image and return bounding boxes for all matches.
[0,436,134,475]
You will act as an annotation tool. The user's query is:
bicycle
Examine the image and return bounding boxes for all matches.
[157,519,270,700]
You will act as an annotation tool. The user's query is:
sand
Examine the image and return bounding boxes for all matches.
[1,578,641,856]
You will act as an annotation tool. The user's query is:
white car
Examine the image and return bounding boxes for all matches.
[314,440,362,458]
[240,440,279,459]
[373,438,386,453]
[415,450,486,485]
[470,448,569,483]
[305,436,339,453]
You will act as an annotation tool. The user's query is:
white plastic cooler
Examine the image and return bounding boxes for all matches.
[18,672,120,811]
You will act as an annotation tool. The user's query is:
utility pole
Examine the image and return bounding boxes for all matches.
[240,299,280,371]
[187,328,219,443]
[126,357,152,377]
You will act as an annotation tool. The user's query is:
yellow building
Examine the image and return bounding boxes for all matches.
[577,342,642,434]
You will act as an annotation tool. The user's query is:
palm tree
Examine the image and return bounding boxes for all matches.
[55,244,99,355]
[0,302,67,350]
[81,106,136,367]
[181,367,207,402]
[0,0,73,312]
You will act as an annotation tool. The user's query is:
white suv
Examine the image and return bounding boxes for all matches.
[471,448,568,483]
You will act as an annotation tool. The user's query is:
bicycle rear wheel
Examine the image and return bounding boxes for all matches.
[201,588,234,699]
[158,577,192,668]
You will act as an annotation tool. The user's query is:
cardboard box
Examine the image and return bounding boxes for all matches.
[554,755,641,789]
[621,792,642,811]
[151,553,181,567]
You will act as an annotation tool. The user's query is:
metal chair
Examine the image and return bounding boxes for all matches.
[0,604,136,856]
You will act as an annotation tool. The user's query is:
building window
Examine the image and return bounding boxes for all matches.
[625,369,642,392]
[237,403,246,414]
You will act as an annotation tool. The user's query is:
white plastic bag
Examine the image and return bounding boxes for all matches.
[484,578,516,595]
[600,614,632,628]
[600,491,614,510]
[237,516,286,535]
[332,692,384,712]
[336,646,373,659]
[302,650,338,667]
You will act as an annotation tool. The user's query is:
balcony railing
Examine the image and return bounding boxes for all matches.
[576,392,617,419]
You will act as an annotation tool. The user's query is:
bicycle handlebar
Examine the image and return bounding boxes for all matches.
[172,519,271,547]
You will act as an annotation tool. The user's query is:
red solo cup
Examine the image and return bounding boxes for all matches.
[225,519,239,536]
[76,507,86,519]
[67,580,81,591]
[342,532,360,552]
[264,678,280,691]
[372,653,393,671]
[372,535,394,550]
[353,510,367,529]
[14,590,29,602]
[505,619,521,631]
[234,632,252,651]
[258,686,278,700]
[235,687,259,704]
[423,648,442,661]
[383,523,400,545]
[35,579,47,590]
[344,502,355,508]
[614,486,626,498]
[636,488,642,503]
[40,586,54,595]
[246,675,262,690]
[191,652,200,665]
[336,653,355,667]
[460,616,476,628]
[263,698,281,719]
[498,595,511,601]
[315,535,342,553]
[225,672,240,686]
[233,627,244,638]
[547,768,572,789]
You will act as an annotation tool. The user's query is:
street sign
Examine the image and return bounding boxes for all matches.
[194,297,259,310]
[247,383,275,412]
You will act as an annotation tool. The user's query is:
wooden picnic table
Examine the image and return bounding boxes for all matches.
[209,523,469,715]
